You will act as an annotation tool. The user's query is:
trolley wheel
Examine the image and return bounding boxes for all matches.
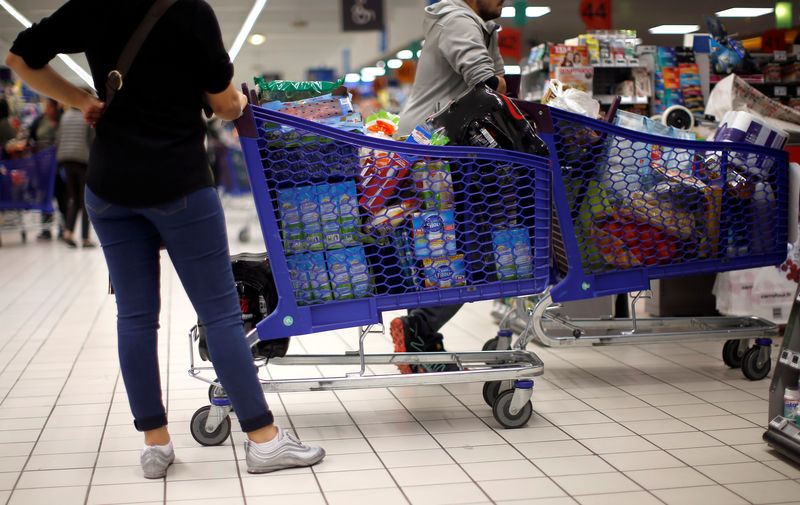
[492,389,532,429]
[238,227,250,243]
[482,380,507,406]
[190,406,231,446]
[722,339,746,369]
[20,231,26,243]
[482,337,510,351]
[741,345,771,381]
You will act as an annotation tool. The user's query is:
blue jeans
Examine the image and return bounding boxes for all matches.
[85,186,273,432]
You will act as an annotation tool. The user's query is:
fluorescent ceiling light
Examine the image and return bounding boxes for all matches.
[387,59,403,69]
[0,0,94,87]
[248,33,266,45]
[504,65,521,74]
[396,49,413,59]
[715,7,774,17]
[648,24,699,34]
[360,74,376,83]
[344,73,361,83]
[501,6,551,17]
[360,67,386,77]
[229,0,268,62]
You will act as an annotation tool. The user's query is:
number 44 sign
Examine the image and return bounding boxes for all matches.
[580,0,612,31]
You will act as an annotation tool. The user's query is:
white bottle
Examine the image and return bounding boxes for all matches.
[784,387,799,421]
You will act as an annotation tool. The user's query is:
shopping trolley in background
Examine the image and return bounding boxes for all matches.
[0,146,57,243]
[187,87,551,445]
[213,142,260,243]
[484,101,793,380]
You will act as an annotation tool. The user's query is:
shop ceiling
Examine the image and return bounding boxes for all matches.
[0,0,784,89]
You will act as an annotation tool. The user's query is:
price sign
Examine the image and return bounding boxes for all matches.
[498,28,522,60]
[762,29,786,53]
[775,86,788,97]
[775,50,788,62]
[580,0,612,31]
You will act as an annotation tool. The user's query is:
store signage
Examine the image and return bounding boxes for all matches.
[341,0,384,31]
[498,28,522,61]
[579,0,612,31]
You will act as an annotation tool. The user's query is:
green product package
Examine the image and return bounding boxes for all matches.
[254,77,346,103]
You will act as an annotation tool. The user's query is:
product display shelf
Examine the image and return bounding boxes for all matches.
[765,282,800,463]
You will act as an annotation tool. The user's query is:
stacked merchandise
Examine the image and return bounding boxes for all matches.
[653,47,705,115]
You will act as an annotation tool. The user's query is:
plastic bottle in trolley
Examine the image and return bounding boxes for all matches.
[784,387,799,422]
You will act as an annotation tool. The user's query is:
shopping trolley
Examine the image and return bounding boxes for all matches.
[213,142,258,242]
[187,87,550,445]
[484,101,792,380]
[0,146,57,242]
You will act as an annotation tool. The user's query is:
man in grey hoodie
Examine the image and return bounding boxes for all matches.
[392,0,507,373]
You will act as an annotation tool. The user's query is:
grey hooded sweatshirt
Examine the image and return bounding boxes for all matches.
[397,0,504,136]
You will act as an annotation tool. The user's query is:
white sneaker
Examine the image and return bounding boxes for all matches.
[141,442,174,479]
[245,427,325,473]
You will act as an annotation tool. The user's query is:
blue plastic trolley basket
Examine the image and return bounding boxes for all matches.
[187,89,551,444]
[0,146,57,242]
[495,100,791,381]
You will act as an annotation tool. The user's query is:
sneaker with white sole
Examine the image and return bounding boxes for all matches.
[141,442,175,479]
[245,427,325,474]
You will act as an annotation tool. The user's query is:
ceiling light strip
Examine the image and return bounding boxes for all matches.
[0,0,95,87]
[229,0,268,62]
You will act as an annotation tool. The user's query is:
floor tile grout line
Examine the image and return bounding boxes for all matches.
[2,284,109,505]
[0,256,94,385]
[83,373,122,505]
[536,339,763,504]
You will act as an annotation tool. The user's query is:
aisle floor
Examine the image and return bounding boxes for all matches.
[1,201,799,505]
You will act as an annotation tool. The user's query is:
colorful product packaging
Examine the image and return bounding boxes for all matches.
[286,253,313,305]
[327,246,372,299]
[317,183,342,249]
[296,185,324,251]
[412,209,458,260]
[333,181,360,247]
[510,226,534,279]
[422,254,467,289]
[276,187,306,253]
[492,229,517,281]
[308,251,333,302]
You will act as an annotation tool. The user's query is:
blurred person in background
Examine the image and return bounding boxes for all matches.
[29,97,67,240]
[56,96,95,248]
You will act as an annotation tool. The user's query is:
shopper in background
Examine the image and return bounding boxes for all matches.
[6,0,323,478]
[0,98,17,147]
[393,0,506,373]
[56,98,95,248]
[30,97,67,240]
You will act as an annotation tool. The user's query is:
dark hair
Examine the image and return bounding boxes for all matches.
[0,98,8,120]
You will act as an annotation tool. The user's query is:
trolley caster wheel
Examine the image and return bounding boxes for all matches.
[482,380,510,406]
[238,228,250,243]
[190,406,231,446]
[482,337,510,351]
[741,345,771,381]
[492,389,533,429]
[722,339,746,369]
[20,231,26,243]
[572,329,583,338]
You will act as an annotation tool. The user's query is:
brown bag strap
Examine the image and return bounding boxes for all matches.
[105,0,177,107]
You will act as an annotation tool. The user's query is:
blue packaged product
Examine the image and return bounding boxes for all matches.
[317,183,342,249]
[509,226,534,279]
[297,185,323,251]
[347,246,372,298]
[412,209,457,259]
[286,253,314,305]
[276,187,306,253]
[422,254,466,289]
[492,228,517,281]
[334,181,360,247]
[326,249,354,300]
[307,251,333,302]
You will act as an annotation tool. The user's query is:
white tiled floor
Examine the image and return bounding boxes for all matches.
[1,200,799,505]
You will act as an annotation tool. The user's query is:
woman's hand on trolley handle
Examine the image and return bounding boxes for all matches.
[205,80,248,121]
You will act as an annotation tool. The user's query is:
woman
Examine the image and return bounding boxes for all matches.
[6,0,324,478]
